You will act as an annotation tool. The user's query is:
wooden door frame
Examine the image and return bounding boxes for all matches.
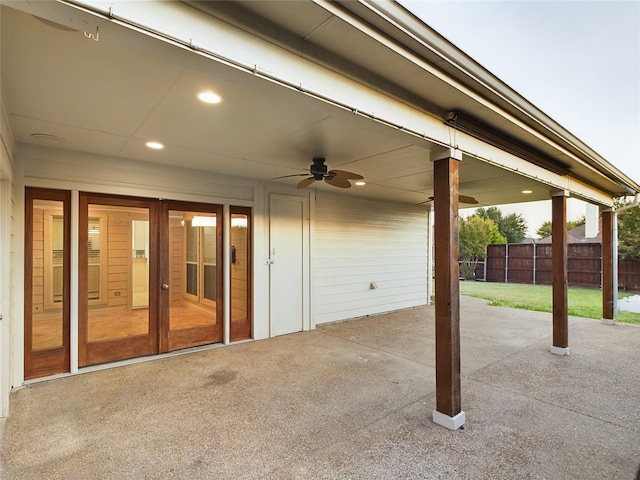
[24,187,71,379]
[160,200,224,352]
[78,193,160,366]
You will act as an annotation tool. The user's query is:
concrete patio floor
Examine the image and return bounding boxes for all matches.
[1,296,639,479]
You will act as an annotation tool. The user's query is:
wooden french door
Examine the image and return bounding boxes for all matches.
[79,195,228,367]
[79,193,160,366]
[23,191,250,372]
[24,188,71,379]
[160,201,224,352]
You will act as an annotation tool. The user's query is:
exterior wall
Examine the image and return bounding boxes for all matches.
[1,88,16,417]
[10,145,432,386]
[314,192,428,324]
[13,145,261,386]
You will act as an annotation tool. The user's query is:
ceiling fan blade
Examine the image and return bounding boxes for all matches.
[459,195,478,205]
[328,169,364,180]
[417,194,478,205]
[324,176,351,188]
[271,173,311,180]
[297,177,316,189]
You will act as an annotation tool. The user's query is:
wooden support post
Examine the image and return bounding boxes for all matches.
[432,149,465,430]
[551,193,570,356]
[601,210,615,323]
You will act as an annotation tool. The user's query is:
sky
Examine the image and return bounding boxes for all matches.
[400,0,640,236]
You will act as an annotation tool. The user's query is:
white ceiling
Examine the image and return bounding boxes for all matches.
[1,2,552,207]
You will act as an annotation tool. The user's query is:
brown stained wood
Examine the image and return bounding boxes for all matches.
[483,243,627,288]
[24,188,71,380]
[552,194,569,348]
[79,193,159,367]
[601,210,614,320]
[81,196,228,365]
[169,325,221,351]
[35,192,245,373]
[78,193,89,365]
[433,157,461,418]
[158,201,171,352]
[160,200,225,352]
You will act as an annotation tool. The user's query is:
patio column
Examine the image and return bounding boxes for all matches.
[601,209,615,324]
[432,148,465,430]
[551,191,570,356]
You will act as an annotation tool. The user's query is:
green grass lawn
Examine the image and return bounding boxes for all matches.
[459,281,640,325]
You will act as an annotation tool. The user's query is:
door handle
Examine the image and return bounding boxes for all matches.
[161,283,169,290]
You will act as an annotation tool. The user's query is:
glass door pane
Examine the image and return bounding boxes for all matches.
[163,204,222,352]
[230,207,251,341]
[202,225,217,302]
[32,201,64,349]
[185,220,198,297]
[168,211,217,332]
[86,204,149,342]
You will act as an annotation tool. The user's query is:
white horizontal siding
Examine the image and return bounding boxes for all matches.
[1,92,16,417]
[314,192,428,324]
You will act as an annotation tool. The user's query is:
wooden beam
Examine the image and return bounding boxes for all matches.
[432,154,464,429]
[601,210,614,323]
[551,193,570,355]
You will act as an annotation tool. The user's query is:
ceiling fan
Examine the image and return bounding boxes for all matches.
[418,194,478,205]
[273,157,364,189]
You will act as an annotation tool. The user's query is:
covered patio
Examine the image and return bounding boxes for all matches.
[2,296,638,478]
[1,0,639,432]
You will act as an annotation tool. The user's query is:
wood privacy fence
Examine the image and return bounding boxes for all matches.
[473,243,640,290]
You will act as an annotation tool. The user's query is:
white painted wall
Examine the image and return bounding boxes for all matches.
[313,192,428,324]
[1,88,16,417]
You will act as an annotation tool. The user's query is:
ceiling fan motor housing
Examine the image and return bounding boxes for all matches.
[311,157,328,179]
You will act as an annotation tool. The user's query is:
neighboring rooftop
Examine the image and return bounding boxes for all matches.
[537,223,602,244]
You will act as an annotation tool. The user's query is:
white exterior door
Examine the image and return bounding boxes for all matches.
[269,194,308,336]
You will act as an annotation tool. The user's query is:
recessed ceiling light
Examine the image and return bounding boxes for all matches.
[197,91,222,104]
[31,133,65,143]
[146,141,164,150]
[354,181,366,186]
[522,189,533,194]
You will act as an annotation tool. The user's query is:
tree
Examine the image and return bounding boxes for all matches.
[472,207,527,243]
[473,206,502,226]
[535,216,586,240]
[536,221,552,239]
[458,216,506,279]
[617,202,640,259]
[500,213,528,244]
